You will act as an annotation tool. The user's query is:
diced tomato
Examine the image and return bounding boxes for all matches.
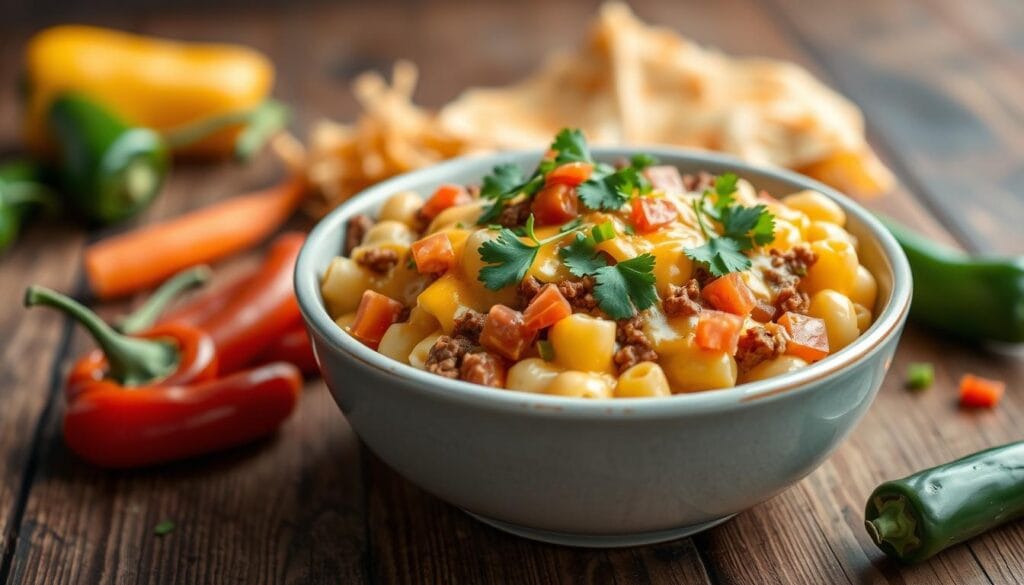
[695,310,744,354]
[778,312,830,363]
[480,305,536,360]
[630,197,678,233]
[523,284,572,331]
[350,290,405,349]
[531,183,578,225]
[643,165,684,194]
[751,300,776,323]
[410,232,456,274]
[959,374,1005,408]
[545,162,593,187]
[702,273,757,316]
[420,184,471,221]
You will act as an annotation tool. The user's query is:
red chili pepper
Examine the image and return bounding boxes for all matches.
[197,231,305,373]
[23,284,301,469]
[257,322,319,376]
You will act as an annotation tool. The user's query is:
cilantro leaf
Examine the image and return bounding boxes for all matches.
[478,229,539,290]
[593,254,658,319]
[480,163,524,200]
[550,128,591,164]
[684,237,750,276]
[630,153,659,170]
[559,233,608,277]
[578,166,646,210]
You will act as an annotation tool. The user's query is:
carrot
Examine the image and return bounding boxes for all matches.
[410,232,456,274]
[84,176,307,299]
[959,374,1005,409]
[702,273,757,316]
[349,291,404,349]
[778,312,830,362]
[522,284,571,331]
[420,184,470,221]
[695,310,744,354]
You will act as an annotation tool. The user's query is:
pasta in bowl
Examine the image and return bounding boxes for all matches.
[319,130,880,397]
[295,134,911,546]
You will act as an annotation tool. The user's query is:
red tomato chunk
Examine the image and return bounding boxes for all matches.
[643,165,684,194]
[420,184,471,221]
[350,291,404,349]
[695,310,744,354]
[411,232,456,274]
[522,284,572,331]
[480,305,536,361]
[778,312,829,362]
[630,197,677,233]
[702,273,756,316]
[545,162,593,187]
[531,183,579,225]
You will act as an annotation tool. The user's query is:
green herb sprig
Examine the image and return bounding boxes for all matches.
[478,215,585,290]
[557,224,657,319]
[684,173,775,277]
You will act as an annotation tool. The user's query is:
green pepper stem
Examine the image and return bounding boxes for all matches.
[866,496,921,559]
[24,286,179,386]
[117,265,212,334]
[161,100,290,162]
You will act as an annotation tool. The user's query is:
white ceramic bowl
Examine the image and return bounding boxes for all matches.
[295,148,912,547]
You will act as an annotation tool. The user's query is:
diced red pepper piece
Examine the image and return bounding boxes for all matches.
[695,310,744,354]
[630,197,677,233]
[959,374,1005,408]
[702,273,757,316]
[420,184,471,221]
[545,162,593,187]
[643,165,684,194]
[350,291,405,349]
[480,305,536,361]
[410,232,456,274]
[522,284,572,331]
[531,183,579,226]
[778,312,830,363]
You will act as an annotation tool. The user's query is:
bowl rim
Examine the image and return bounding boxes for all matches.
[296,146,912,417]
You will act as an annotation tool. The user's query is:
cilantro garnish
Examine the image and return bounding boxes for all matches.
[684,173,775,277]
[593,254,659,320]
[630,153,659,170]
[478,215,584,290]
[556,227,656,319]
[577,166,650,211]
[551,128,591,164]
[559,232,608,277]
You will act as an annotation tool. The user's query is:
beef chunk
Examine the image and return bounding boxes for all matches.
[557,276,598,312]
[453,309,486,343]
[356,248,399,274]
[736,323,788,372]
[344,214,374,256]
[460,351,506,387]
[424,335,473,379]
[613,315,659,373]
[663,279,703,317]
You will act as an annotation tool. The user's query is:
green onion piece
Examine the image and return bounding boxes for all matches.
[592,221,616,243]
[154,520,175,536]
[537,339,555,361]
[905,363,934,391]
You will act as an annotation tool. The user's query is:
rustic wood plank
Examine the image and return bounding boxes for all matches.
[2,11,369,584]
[763,0,1024,254]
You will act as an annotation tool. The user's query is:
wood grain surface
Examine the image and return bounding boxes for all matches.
[0,0,1021,583]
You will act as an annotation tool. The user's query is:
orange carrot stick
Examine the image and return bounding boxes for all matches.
[84,176,306,299]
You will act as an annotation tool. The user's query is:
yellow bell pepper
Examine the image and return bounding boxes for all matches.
[23,25,275,158]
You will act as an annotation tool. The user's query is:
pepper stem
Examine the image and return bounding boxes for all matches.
[24,286,179,386]
[162,100,290,162]
[118,265,212,334]
[866,496,921,558]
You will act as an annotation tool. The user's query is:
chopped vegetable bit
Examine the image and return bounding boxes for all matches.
[593,254,658,320]
[905,363,934,391]
[685,173,775,276]
[959,374,1004,409]
[478,215,583,290]
[537,339,555,361]
[550,128,591,164]
[559,232,607,278]
[154,520,175,536]
[630,153,659,170]
[578,166,651,211]
[591,221,616,243]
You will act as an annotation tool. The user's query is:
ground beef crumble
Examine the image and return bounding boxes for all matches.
[497,199,532,228]
[736,323,788,372]
[663,279,703,317]
[344,214,374,256]
[517,276,543,307]
[424,335,474,379]
[613,315,659,373]
[452,309,486,343]
[356,247,399,274]
[762,245,818,317]
[558,276,599,313]
[681,171,716,193]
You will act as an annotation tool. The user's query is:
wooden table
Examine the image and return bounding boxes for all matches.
[1,0,1022,583]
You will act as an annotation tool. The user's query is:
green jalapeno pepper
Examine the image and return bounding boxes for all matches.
[0,159,57,252]
[881,217,1024,344]
[865,441,1024,563]
[47,92,288,225]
